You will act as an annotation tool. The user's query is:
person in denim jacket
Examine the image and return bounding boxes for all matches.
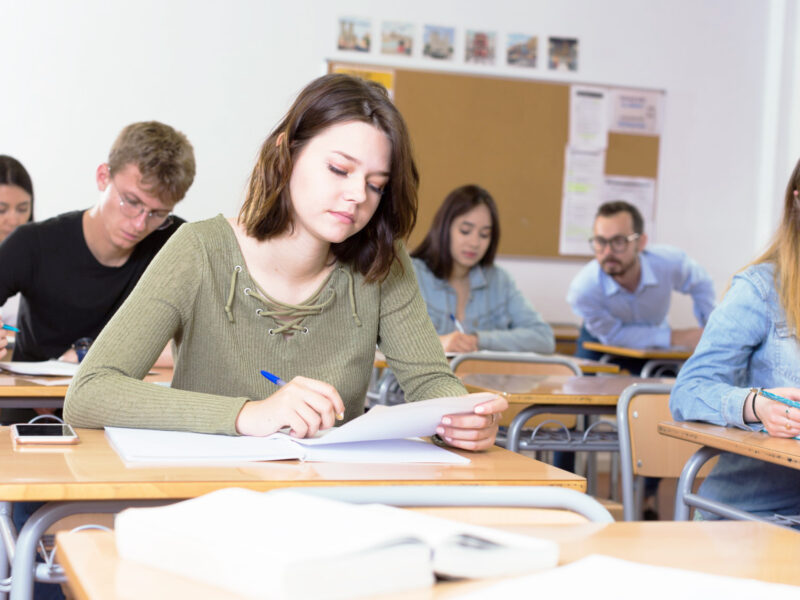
[671,159,800,519]
[411,185,554,354]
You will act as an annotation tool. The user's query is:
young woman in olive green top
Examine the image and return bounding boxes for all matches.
[65,74,506,450]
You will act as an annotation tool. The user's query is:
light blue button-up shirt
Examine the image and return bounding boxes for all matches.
[566,245,716,348]
[411,258,554,353]
[670,262,800,518]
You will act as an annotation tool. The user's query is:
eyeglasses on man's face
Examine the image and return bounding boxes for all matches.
[588,233,640,253]
[118,193,174,230]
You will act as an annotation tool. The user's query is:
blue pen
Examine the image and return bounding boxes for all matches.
[260,369,288,387]
[1,324,20,333]
[260,370,344,420]
[449,313,466,334]
[758,389,800,410]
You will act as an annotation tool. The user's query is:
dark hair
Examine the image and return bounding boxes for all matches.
[596,200,644,234]
[0,155,34,222]
[108,121,196,205]
[411,184,500,279]
[238,74,418,283]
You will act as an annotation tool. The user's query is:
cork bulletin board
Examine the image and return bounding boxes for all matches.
[330,62,662,258]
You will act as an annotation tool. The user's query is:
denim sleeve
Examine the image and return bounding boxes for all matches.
[476,270,555,353]
[670,273,768,429]
[674,251,716,326]
[567,275,671,348]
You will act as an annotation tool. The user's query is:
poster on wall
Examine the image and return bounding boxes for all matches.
[381,22,413,56]
[506,34,538,68]
[330,63,396,98]
[548,37,578,71]
[559,147,606,255]
[569,86,609,151]
[602,176,657,235]
[337,17,371,52]
[465,30,496,65]
[609,89,662,135]
[423,25,455,60]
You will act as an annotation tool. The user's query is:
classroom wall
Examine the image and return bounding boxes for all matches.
[3,0,798,326]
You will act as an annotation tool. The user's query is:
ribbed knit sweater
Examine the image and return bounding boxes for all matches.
[64,215,466,435]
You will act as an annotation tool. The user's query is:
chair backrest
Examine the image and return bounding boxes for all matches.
[617,383,717,520]
[451,352,581,428]
[274,485,615,523]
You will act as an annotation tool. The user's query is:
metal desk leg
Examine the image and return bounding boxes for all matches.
[10,500,174,600]
[0,502,13,600]
[674,446,721,521]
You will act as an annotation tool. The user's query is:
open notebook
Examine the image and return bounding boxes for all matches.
[115,488,559,600]
[105,392,496,464]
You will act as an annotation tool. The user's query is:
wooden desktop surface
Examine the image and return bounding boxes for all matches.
[0,369,172,405]
[581,341,691,360]
[0,428,586,502]
[659,420,800,471]
[56,520,800,599]
[462,374,674,407]
[373,351,619,374]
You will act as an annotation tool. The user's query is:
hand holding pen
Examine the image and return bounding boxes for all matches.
[441,314,478,353]
[749,387,800,438]
[234,370,345,438]
[0,321,17,360]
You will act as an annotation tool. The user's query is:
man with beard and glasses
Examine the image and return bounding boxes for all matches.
[567,200,715,367]
[563,200,716,518]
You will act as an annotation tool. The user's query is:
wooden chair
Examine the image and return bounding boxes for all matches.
[617,383,716,521]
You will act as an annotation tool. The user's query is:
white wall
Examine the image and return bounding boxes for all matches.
[2,0,794,326]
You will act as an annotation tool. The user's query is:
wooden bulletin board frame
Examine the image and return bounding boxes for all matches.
[330,62,663,259]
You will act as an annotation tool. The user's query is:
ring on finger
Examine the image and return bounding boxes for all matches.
[786,418,792,430]
[786,407,791,417]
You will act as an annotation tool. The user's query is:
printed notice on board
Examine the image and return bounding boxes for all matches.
[569,86,609,151]
[603,176,657,234]
[559,147,606,255]
[609,89,662,135]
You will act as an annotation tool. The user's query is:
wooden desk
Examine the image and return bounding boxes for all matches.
[581,341,691,377]
[56,520,800,599]
[462,374,674,498]
[0,369,172,411]
[551,322,579,355]
[659,420,800,522]
[0,427,584,599]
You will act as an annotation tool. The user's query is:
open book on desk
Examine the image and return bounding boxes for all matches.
[115,488,559,600]
[105,392,496,464]
[0,360,80,377]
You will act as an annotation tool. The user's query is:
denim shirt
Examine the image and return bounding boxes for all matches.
[566,245,716,348]
[671,262,800,517]
[411,258,555,353]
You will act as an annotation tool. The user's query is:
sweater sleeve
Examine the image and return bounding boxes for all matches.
[377,246,467,401]
[64,225,249,434]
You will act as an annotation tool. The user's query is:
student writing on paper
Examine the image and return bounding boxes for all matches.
[0,155,34,333]
[567,201,716,362]
[411,185,554,354]
[670,158,800,520]
[65,74,507,450]
[0,122,195,365]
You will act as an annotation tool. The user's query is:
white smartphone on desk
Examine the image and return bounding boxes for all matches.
[10,423,80,445]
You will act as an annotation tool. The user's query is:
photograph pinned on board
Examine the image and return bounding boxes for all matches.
[465,30,496,65]
[507,33,538,68]
[338,17,371,52]
[423,25,454,60]
[548,37,578,71]
[381,21,413,56]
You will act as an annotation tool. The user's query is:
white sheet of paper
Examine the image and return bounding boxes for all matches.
[0,360,79,377]
[455,554,800,600]
[103,394,493,464]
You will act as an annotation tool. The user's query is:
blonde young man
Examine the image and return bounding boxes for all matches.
[0,121,195,363]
